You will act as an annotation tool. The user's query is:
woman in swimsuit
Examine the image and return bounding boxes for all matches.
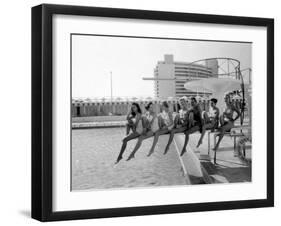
[213,95,241,151]
[180,97,204,156]
[126,102,159,161]
[163,97,190,155]
[147,101,174,157]
[196,98,220,148]
[115,102,143,164]
[125,104,140,135]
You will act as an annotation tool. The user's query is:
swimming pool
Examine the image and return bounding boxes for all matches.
[71,128,187,190]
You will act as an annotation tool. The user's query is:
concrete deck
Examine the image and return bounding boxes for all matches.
[72,117,252,185]
[184,132,251,184]
[72,120,126,129]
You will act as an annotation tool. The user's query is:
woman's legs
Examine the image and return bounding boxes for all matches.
[180,125,200,156]
[196,120,216,148]
[126,123,130,135]
[213,122,234,150]
[164,126,187,154]
[127,131,154,161]
[115,133,140,164]
[173,114,180,128]
[203,111,210,123]
[196,126,205,148]
[194,111,213,148]
[147,129,169,156]
[219,115,224,127]
[188,112,194,128]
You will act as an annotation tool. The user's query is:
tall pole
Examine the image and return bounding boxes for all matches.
[110,71,113,114]
[227,58,230,78]
[249,68,252,128]
[110,71,113,103]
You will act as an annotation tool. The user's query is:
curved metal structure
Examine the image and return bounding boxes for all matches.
[188,58,246,125]
[142,57,250,126]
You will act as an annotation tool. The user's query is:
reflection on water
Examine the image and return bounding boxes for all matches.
[72,128,186,190]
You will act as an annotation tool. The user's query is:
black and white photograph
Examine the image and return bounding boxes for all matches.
[71,34,252,191]
[30,3,274,222]
[0,0,278,224]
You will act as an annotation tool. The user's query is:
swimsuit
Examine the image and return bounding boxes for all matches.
[151,117,159,133]
[208,107,217,118]
[145,112,159,133]
[191,104,203,132]
[223,107,234,122]
[179,109,187,120]
[204,106,219,129]
[135,115,143,134]
[160,111,173,130]
[178,109,188,125]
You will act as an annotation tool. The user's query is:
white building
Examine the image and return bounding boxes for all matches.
[154,55,218,98]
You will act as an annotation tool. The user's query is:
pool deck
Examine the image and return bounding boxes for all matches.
[72,120,126,129]
[72,118,252,186]
[178,132,251,184]
[72,116,126,129]
[72,128,189,190]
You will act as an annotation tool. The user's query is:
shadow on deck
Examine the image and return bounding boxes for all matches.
[201,160,251,183]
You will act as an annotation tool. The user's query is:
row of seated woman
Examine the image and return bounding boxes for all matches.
[115,95,240,164]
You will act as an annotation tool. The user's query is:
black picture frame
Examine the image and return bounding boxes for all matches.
[32,3,274,222]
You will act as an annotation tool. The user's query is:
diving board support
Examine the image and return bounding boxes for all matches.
[173,135,213,184]
[173,139,191,185]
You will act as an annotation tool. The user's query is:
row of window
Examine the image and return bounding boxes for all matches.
[175,65,212,70]
[175,72,212,77]
[175,68,212,73]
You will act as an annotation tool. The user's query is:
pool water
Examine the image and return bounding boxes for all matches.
[72,128,187,190]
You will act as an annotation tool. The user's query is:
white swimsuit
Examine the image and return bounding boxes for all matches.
[179,109,187,119]
[151,117,159,133]
[208,107,216,118]
[178,109,187,124]
[135,115,143,134]
[145,112,159,133]
[160,111,173,130]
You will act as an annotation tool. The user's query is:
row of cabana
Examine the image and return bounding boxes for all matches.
[72,94,240,106]
[72,94,244,117]
[72,96,202,117]
[72,92,243,106]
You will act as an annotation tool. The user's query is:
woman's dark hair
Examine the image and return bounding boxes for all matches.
[145,102,153,110]
[177,103,181,112]
[191,97,197,103]
[210,98,218,104]
[131,102,142,116]
[162,101,169,109]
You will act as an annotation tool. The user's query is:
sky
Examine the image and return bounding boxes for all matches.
[72,35,251,98]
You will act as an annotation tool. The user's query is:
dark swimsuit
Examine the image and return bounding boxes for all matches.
[191,105,203,133]
[209,107,219,130]
[221,106,236,132]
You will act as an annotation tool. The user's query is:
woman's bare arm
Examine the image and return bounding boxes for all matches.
[167,112,174,128]
[126,109,133,120]
[232,105,241,121]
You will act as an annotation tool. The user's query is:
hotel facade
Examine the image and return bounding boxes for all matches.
[154,55,218,98]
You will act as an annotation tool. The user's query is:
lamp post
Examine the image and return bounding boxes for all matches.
[110,71,113,103]
[110,71,113,115]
